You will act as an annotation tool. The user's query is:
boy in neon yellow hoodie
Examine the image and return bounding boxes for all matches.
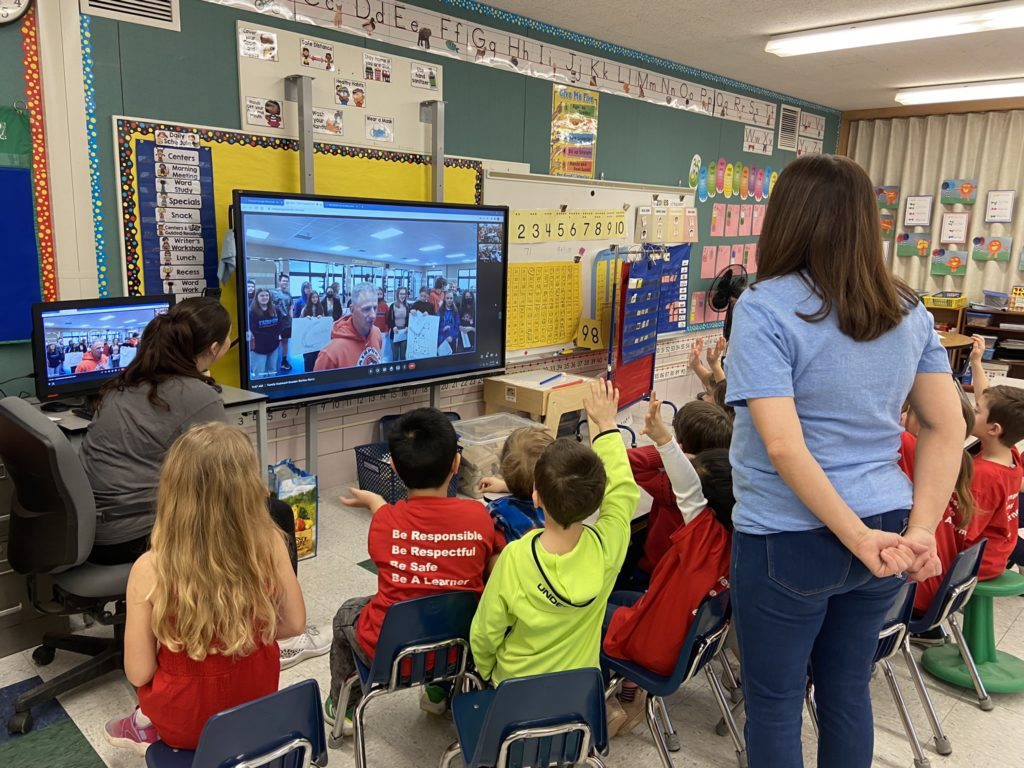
[470,379,639,685]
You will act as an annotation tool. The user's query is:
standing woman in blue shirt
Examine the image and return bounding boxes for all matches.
[725,154,964,768]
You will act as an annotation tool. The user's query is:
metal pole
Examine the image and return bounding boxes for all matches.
[285,74,319,472]
[420,100,446,410]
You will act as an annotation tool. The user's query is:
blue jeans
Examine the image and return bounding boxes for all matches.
[730,509,908,768]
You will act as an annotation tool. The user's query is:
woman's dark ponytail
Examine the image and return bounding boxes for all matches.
[100,297,231,409]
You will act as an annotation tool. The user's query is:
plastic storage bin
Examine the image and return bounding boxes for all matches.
[354,443,459,504]
[922,291,966,310]
[454,413,542,499]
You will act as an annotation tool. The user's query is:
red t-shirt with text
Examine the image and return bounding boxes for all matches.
[356,497,496,658]
[967,448,1022,581]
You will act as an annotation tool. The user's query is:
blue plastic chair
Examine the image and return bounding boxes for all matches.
[895,540,989,760]
[439,668,609,768]
[331,591,481,768]
[145,679,327,768]
[806,581,934,768]
[600,590,745,768]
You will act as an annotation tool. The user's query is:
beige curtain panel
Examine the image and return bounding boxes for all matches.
[848,110,1024,300]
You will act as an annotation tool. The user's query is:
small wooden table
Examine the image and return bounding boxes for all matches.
[937,331,972,349]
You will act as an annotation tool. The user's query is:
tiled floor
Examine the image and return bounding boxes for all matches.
[2,487,1023,767]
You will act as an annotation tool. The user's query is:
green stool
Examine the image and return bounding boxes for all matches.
[923,570,1024,703]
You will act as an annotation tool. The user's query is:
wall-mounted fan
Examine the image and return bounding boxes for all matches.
[707,264,749,340]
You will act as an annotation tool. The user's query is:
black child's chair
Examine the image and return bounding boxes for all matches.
[0,396,132,734]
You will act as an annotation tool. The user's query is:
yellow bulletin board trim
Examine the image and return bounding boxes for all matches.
[114,116,482,385]
[506,261,582,351]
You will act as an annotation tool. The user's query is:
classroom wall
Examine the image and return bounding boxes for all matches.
[17,0,838,484]
[0,19,35,393]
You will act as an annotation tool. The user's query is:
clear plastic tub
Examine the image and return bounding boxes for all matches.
[455,413,542,499]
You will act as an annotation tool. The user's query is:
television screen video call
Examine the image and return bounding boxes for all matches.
[32,296,174,401]
[234,192,508,402]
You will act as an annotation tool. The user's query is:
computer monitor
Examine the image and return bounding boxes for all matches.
[234,191,508,403]
[32,295,175,404]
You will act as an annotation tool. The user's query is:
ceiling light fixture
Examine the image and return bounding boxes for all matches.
[895,77,1024,104]
[371,227,403,240]
[765,1,1024,56]
[445,253,466,259]
[246,229,270,240]
[419,244,444,252]
[329,245,349,252]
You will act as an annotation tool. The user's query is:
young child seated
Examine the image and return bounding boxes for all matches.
[470,379,639,688]
[477,426,554,546]
[898,391,977,623]
[966,337,1024,581]
[105,423,306,753]
[632,400,732,575]
[328,408,497,730]
[603,394,735,733]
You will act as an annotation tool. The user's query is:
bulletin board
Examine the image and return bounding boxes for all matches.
[115,116,482,385]
[235,21,442,154]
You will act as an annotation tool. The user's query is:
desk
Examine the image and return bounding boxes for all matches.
[36,385,270,471]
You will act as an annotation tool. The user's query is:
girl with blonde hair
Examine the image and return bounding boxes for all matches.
[104,422,306,753]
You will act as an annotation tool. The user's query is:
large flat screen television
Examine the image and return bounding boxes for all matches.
[234,191,507,403]
[32,295,175,404]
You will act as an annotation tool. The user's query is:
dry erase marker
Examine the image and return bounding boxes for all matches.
[539,373,564,386]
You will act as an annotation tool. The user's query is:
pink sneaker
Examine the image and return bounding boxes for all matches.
[104,707,159,755]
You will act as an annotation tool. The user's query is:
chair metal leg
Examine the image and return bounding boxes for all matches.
[439,741,461,768]
[464,671,485,691]
[718,650,744,704]
[901,638,953,755]
[329,674,357,749]
[353,687,386,768]
[652,695,680,752]
[706,667,747,768]
[715,696,745,737]
[882,660,931,768]
[804,680,819,737]
[645,692,675,768]
[584,757,608,768]
[946,614,994,711]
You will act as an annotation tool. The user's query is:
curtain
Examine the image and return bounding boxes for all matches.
[848,110,1024,300]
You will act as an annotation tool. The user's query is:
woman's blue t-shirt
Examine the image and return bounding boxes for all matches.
[725,274,951,535]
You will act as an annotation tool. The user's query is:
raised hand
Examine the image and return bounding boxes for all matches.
[583,378,620,435]
[640,391,673,446]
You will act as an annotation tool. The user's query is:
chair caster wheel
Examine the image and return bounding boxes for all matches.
[7,711,33,735]
[716,718,730,737]
[32,645,55,666]
[979,697,994,712]
[665,732,680,752]
[934,736,952,755]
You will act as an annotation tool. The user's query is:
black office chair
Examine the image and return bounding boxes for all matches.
[0,396,132,734]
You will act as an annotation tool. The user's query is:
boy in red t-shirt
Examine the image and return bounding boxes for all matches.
[326,408,496,733]
[966,340,1024,581]
[632,400,732,576]
[603,394,734,735]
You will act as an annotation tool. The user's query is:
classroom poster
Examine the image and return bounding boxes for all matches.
[300,38,335,70]
[875,185,900,210]
[141,140,218,299]
[410,63,439,90]
[507,262,582,349]
[940,179,978,206]
[620,257,663,364]
[751,204,766,235]
[710,204,726,237]
[939,212,969,244]
[312,107,344,136]
[985,190,1016,224]
[931,248,968,277]
[743,242,758,272]
[724,205,739,237]
[363,53,393,82]
[738,204,752,237]
[971,235,1013,262]
[365,115,395,142]
[245,96,283,129]
[335,79,366,107]
[743,126,772,156]
[904,195,932,227]
[880,209,896,240]
[896,231,931,258]
[238,27,278,61]
[550,85,599,179]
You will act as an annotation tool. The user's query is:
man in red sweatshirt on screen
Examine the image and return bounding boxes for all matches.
[314,282,383,371]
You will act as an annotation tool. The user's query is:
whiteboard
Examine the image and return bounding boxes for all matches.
[483,168,694,354]
[235,21,443,154]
